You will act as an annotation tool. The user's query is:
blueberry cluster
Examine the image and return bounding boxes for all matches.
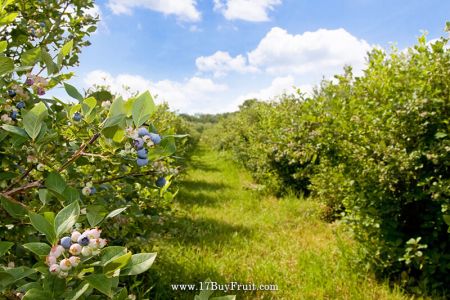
[46,228,107,278]
[133,127,161,167]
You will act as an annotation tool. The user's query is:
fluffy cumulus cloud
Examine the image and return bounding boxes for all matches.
[198,27,372,80]
[196,51,258,77]
[235,76,312,102]
[248,27,372,77]
[84,70,227,113]
[107,0,201,22]
[213,0,281,22]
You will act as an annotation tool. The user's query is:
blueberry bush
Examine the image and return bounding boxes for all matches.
[209,32,450,294]
[0,0,189,298]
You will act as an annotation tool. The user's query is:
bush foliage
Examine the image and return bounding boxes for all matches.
[0,0,191,298]
[210,35,450,293]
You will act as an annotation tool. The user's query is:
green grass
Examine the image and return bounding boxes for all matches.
[142,142,408,299]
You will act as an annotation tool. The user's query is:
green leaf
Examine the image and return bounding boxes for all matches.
[159,136,177,156]
[81,97,97,117]
[113,288,128,300]
[29,213,56,244]
[57,40,73,67]
[54,201,80,238]
[0,56,14,76]
[38,189,49,205]
[64,282,90,300]
[85,274,113,297]
[0,271,16,288]
[132,91,156,127]
[104,252,132,277]
[64,83,84,101]
[0,195,28,219]
[86,205,107,227]
[1,124,29,138]
[41,49,57,75]
[100,247,128,266]
[22,243,51,256]
[120,253,156,276]
[105,207,128,219]
[0,241,14,257]
[45,172,67,194]
[62,186,80,204]
[23,288,51,300]
[60,40,73,57]
[21,47,42,66]
[0,41,7,53]
[23,102,48,140]
[443,215,450,226]
[109,97,126,117]
[0,12,18,25]
[2,267,36,287]
[103,114,126,129]
[435,132,447,139]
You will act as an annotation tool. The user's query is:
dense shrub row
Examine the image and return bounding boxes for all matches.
[209,35,450,293]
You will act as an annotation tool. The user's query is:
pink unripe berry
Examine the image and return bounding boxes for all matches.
[60,258,72,271]
[85,228,101,239]
[69,256,80,267]
[71,231,81,242]
[46,255,57,266]
[50,245,64,258]
[81,246,92,257]
[99,238,108,248]
[49,264,60,274]
[69,243,82,255]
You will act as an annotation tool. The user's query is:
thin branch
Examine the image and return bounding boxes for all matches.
[2,132,101,198]
[93,170,157,185]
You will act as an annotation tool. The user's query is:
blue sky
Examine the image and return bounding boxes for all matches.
[66,0,450,113]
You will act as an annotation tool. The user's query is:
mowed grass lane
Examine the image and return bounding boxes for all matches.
[144,142,407,300]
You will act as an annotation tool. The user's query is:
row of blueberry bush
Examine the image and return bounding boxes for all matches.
[209,33,450,295]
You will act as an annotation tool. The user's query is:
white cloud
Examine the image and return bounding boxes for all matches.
[84,70,227,113]
[248,27,372,77]
[235,76,294,101]
[197,27,372,79]
[196,51,258,77]
[213,0,281,22]
[107,0,201,22]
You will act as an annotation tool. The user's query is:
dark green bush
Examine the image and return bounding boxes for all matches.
[209,35,450,293]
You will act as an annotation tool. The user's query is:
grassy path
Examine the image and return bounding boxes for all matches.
[146,142,406,299]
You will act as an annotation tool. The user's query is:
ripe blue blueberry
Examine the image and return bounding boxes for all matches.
[16,102,25,109]
[90,187,96,195]
[138,127,149,137]
[137,158,149,167]
[73,112,82,122]
[149,133,161,144]
[156,177,166,188]
[137,148,148,159]
[10,111,18,120]
[60,236,72,249]
[77,234,90,246]
[133,138,144,150]
[7,90,16,98]
[39,22,45,27]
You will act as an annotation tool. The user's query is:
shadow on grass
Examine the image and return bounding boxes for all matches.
[128,216,254,299]
[175,179,231,207]
[162,215,252,245]
[138,257,233,300]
